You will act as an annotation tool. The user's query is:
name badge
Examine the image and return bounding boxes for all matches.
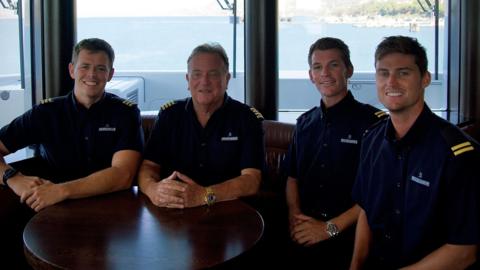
[340,138,358,144]
[99,126,116,132]
[221,136,238,141]
[410,175,430,187]
[221,132,238,141]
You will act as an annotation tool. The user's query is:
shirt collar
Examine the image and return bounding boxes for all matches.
[70,91,107,113]
[184,93,231,113]
[385,103,434,147]
[319,91,355,119]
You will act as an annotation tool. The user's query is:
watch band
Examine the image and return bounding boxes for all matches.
[2,168,19,187]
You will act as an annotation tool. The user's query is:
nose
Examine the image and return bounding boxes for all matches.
[386,73,398,86]
[320,67,330,76]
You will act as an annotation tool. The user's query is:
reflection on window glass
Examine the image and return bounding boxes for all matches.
[77,0,244,72]
[0,5,20,75]
[278,0,447,119]
[279,0,445,72]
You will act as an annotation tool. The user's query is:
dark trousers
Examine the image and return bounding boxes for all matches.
[285,226,355,269]
[0,187,35,269]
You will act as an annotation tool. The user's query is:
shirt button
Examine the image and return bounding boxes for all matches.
[319,184,323,188]
[323,143,328,147]
[395,209,401,215]
[201,142,206,147]
[396,182,401,188]
[397,155,402,160]
[84,136,89,140]
[199,163,204,168]
[320,164,325,168]
[385,234,392,240]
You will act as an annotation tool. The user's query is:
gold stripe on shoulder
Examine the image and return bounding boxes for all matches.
[160,101,175,111]
[122,100,136,107]
[451,141,474,156]
[453,146,474,156]
[40,98,53,105]
[451,141,471,151]
[250,107,264,120]
[374,111,387,118]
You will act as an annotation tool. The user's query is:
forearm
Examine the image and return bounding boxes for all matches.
[209,168,261,202]
[60,150,141,200]
[350,209,372,270]
[329,204,361,232]
[401,244,477,270]
[286,177,301,214]
[59,166,132,199]
[138,159,162,196]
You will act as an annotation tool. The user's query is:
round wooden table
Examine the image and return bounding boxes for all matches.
[23,188,264,269]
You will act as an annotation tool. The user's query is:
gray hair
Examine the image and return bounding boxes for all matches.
[187,43,229,72]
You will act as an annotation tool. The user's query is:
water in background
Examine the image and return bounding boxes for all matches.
[0,16,444,74]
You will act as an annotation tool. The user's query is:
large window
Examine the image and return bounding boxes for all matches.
[0,1,23,128]
[278,0,447,121]
[77,0,245,111]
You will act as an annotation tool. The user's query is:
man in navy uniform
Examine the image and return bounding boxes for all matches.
[350,36,479,269]
[138,43,264,208]
[285,37,386,268]
[0,38,144,267]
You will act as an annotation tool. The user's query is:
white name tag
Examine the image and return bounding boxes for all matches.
[340,138,358,144]
[221,136,238,141]
[411,175,430,187]
[99,127,116,132]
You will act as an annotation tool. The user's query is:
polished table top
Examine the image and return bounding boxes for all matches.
[23,187,264,270]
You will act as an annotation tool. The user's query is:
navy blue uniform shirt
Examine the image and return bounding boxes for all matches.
[287,91,386,220]
[353,104,480,268]
[0,91,144,182]
[144,94,264,186]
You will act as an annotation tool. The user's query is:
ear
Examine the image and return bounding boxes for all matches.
[346,66,354,79]
[225,72,231,85]
[68,63,75,79]
[108,68,115,81]
[421,71,431,89]
[308,69,314,83]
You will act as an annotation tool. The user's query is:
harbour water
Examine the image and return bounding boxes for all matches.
[1,16,444,74]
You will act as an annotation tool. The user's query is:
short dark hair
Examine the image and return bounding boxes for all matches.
[187,43,229,72]
[308,37,353,69]
[375,35,428,76]
[71,38,115,68]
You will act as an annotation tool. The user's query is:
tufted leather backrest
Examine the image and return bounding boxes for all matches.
[261,120,295,194]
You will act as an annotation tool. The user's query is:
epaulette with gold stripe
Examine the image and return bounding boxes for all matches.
[451,141,474,156]
[250,107,264,120]
[374,110,388,118]
[40,98,53,105]
[122,100,137,107]
[441,124,476,157]
[160,101,176,111]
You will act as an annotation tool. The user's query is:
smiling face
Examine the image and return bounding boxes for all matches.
[69,49,114,107]
[375,52,430,116]
[186,52,230,111]
[309,48,353,107]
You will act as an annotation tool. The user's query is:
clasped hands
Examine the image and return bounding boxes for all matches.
[147,171,206,209]
[9,174,65,212]
[289,213,331,246]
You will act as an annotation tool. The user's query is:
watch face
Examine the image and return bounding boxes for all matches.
[207,194,216,203]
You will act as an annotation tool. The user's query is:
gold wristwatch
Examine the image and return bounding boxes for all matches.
[204,187,216,206]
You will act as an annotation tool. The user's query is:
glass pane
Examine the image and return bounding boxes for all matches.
[0,8,20,75]
[77,0,245,111]
[278,0,447,121]
[77,0,244,72]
